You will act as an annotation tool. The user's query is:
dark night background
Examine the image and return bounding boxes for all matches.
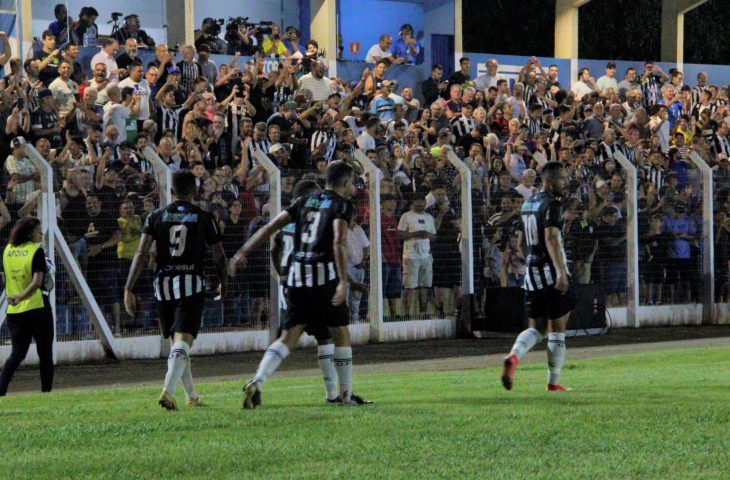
[462,0,729,65]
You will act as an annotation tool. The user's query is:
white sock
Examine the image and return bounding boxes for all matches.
[317,344,339,401]
[163,341,190,397]
[181,356,197,400]
[334,346,353,400]
[547,333,566,385]
[254,340,290,389]
[509,328,544,361]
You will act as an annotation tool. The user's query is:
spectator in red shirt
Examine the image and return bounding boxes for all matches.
[381,194,403,318]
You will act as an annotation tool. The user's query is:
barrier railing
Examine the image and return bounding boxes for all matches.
[690,151,715,324]
[614,152,640,328]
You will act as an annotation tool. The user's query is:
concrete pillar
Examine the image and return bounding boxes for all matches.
[454,0,463,65]
[554,0,592,59]
[660,0,709,64]
[310,0,337,75]
[165,0,195,48]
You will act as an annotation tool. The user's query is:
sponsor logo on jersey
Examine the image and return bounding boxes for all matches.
[162,211,199,222]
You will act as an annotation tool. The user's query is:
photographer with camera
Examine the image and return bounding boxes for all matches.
[261,24,288,58]
[282,26,304,56]
[224,18,256,56]
[113,14,155,49]
[195,18,227,55]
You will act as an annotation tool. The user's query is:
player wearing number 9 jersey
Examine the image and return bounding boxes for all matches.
[500,161,576,393]
[230,161,372,408]
[125,170,228,411]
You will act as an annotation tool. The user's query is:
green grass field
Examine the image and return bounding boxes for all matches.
[1,345,729,480]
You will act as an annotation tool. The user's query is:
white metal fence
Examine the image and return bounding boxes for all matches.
[1,150,727,364]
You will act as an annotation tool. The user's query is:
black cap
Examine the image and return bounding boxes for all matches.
[607,61,617,69]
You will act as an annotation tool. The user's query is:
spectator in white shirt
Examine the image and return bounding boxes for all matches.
[117,61,151,121]
[102,85,140,141]
[90,38,122,82]
[514,169,538,199]
[346,216,370,323]
[357,116,380,151]
[474,58,505,90]
[297,59,333,102]
[596,61,619,94]
[48,60,78,119]
[397,194,437,318]
[571,67,598,101]
[365,34,400,64]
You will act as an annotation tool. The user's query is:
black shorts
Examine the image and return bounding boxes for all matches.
[157,292,206,339]
[279,286,332,341]
[525,284,577,321]
[282,281,348,333]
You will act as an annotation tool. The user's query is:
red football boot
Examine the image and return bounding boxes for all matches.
[546,384,572,392]
[501,354,519,390]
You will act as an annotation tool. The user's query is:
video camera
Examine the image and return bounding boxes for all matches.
[203,18,225,36]
[226,17,275,36]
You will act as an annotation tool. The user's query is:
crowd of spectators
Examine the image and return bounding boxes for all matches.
[1,6,729,335]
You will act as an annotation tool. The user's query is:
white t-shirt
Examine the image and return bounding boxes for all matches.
[571,80,594,100]
[365,44,393,63]
[91,51,120,82]
[298,73,333,102]
[117,77,151,120]
[398,210,436,259]
[596,75,618,93]
[103,102,131,139]
[356,131,375,151]
[514,184,538,199]
[48,77,78,118]
[346,225,370,266]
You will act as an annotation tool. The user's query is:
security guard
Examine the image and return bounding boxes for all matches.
[0,217,54,396]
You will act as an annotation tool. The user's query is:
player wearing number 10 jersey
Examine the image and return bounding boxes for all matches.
[124,170,228,410]
[229,161,371,408]
[501,162,576,392]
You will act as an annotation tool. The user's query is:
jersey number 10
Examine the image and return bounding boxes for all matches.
[522,214,539,247]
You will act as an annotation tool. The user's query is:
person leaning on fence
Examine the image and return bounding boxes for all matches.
[0,217,54,396]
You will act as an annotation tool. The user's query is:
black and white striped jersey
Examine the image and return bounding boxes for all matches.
[284,190,353,288]
[310,129,337,162]
[143,200,223,301]
[711,134,730,158]
[521,192,567,291]
[274,222,296,282]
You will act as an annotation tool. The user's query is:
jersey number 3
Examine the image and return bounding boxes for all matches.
[301,211,321,244]
[522,214,539,247]
[169,225,188,257]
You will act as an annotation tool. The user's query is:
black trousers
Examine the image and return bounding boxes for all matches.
[0,298,54,396]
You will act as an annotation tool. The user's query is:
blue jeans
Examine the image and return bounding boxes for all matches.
[347,265,366,323]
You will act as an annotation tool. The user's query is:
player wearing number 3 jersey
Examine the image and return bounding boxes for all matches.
[124,170,228,410]
[500,161,576,393]
[229,161,371,408]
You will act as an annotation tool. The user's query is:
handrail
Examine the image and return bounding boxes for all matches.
[689,151,715,324]
[613,151,639,328]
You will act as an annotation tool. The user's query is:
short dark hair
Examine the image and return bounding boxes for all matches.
[326,160,354,187]
[432,64,443,71]
[540,161,566,181]
[292,179,320,200]
[101,37,117,48]
[42,29,55,40]
[9,217,41,246]
[172,169,197,197]
[459,57,470,65]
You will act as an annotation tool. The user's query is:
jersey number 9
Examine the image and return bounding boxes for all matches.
[170,225,188,257]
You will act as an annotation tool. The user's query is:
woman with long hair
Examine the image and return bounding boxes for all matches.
[0,217,54,395]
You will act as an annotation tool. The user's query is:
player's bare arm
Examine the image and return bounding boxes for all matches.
[229,211,292,276]
[210,242,228,299]
[544,226,568,294]
[332,218,350,306]
[124,233,154,316]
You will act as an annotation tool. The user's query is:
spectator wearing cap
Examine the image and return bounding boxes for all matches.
[116,38,140,71]
[30,89,62,148]
[391,23,421,65]
[371,81,396,122]
[48,60,77,120]
[474,58,504,90]
[449,57,471,89]
[366,34,400,65]
[298,59,333,102]
[282,26,304,55]
[112,13,155,48]
[90,38,123,83]
[4,137,35,205]
[597,61,619,94]
[32,29,61,87]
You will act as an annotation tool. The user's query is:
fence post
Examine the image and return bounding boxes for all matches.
[613,152,639,327]
[446,149,473,336]
[143,146,172,206]
[254,150,281,343]
[354,150,384,342]
[689,151,715,324]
